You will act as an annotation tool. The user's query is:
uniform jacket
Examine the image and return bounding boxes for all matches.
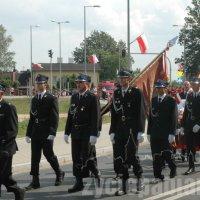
[0,100,18,155]
[109,86,146,137]
[26,92,59,140]
[181,92,200,132]
[65,90,100,140]
[147,95,178,139]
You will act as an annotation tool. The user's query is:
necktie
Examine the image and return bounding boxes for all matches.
[158,97,162,103]
[79,95,83,100]
[38,94,42,100]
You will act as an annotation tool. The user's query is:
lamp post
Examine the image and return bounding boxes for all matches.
[51,20,69,94]
[127,0,131,70]
[30,24,40,96]
[84,5,100,74]
[173,24,186,80]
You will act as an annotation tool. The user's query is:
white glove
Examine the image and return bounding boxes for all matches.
[47,135,55,141]
[180,127,184,136]
[110,133,115,144]
[64,135,69,144]
[147,135,151,143]
[25,136,31,143]
[168,134,175,144]
[137,132,144,143]
[90,136,97,145]
[193,124,200,133]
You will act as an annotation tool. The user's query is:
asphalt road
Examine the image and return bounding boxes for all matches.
[2,145,200,200]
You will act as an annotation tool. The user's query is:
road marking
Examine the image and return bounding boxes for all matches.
[144,180,200,200]
[163,185,200,200]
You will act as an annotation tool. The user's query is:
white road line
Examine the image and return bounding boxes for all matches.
[144,180,200,200]
[163,185,200,200]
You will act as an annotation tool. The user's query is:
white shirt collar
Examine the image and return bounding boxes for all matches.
[79,89,88,97]
[121,86,129,93]
[158,93,166,101]
[37,90,46,99]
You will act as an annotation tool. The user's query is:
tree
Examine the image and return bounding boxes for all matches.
[73,31,132,80]
[176,0,200,78]
[0,25,16,72]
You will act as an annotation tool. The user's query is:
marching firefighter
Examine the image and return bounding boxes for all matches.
[64,74,101,193]
[25,74,65,190]
[147,79,177,183]
[109,69,146,196]
[0,83,25,200]
[181,78,200,175]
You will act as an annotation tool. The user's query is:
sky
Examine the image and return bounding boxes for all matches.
[0,0,192,80]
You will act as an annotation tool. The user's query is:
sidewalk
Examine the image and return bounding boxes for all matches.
[13,123,148,174]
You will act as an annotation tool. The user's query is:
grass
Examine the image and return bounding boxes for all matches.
[5,97,70,114]
[18,115,111,138]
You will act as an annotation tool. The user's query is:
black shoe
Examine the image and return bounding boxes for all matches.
[136,178,145,192]
[184,167,195,175]
[55,171,65,186]
[150,175,165,184]
[170,167,177,178]
[115,179,127,196]
[25,176,40,191]
[68,178,84,193]
[7,185,25,200]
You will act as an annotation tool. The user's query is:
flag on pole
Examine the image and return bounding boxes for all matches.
[32,63,43,70]
[167,36,178,47]
[88,54,99,64]
[136,33,149,54]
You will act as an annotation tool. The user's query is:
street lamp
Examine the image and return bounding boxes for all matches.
[173,24,186,80]
[84,5,100,74]
[127,0,131,70]
[30,24,40,96]
[51,20,69,94]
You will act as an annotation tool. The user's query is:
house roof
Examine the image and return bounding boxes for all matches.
[32,63,101,72]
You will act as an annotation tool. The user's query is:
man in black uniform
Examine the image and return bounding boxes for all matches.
[25,74,64,190]
[181,78,200,175]
[64,74,100,193]
[109,69,146,196]
[147,79,177,183]
[0,83,25,200]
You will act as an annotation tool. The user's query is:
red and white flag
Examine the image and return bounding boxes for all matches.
[32,63,43,70]
[88,54,99,64]
[136,33,149,54]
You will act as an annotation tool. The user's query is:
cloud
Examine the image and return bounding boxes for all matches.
[0,0,191,81]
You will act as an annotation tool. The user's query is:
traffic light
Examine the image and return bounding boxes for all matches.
[48,49,53,58]
[122,49,126,58]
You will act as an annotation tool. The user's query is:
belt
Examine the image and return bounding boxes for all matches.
[35,118,48,124]
[73,124,89,129]
[120,116,133,122]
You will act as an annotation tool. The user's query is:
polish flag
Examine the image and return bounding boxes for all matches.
[136,34,149,54]
[88,54,99,64]
[32,63,43,70]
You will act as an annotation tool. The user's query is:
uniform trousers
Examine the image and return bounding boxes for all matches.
[30,139,60,176]
[150,138,176,178]
[113,132,143,180]
[71,139,99,178]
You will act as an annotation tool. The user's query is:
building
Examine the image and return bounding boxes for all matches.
[32,63,101,89]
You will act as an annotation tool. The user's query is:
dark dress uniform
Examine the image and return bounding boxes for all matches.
[65,85,100,192]
[0,84,24,199]
[26,75,64,190]
[181,81,200,174]
[110,74,146,194]
[147,82,177,181]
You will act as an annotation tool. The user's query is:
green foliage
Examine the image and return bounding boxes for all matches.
[0,25,16,72]
[176,0,200,78]
[73,30,132,80]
